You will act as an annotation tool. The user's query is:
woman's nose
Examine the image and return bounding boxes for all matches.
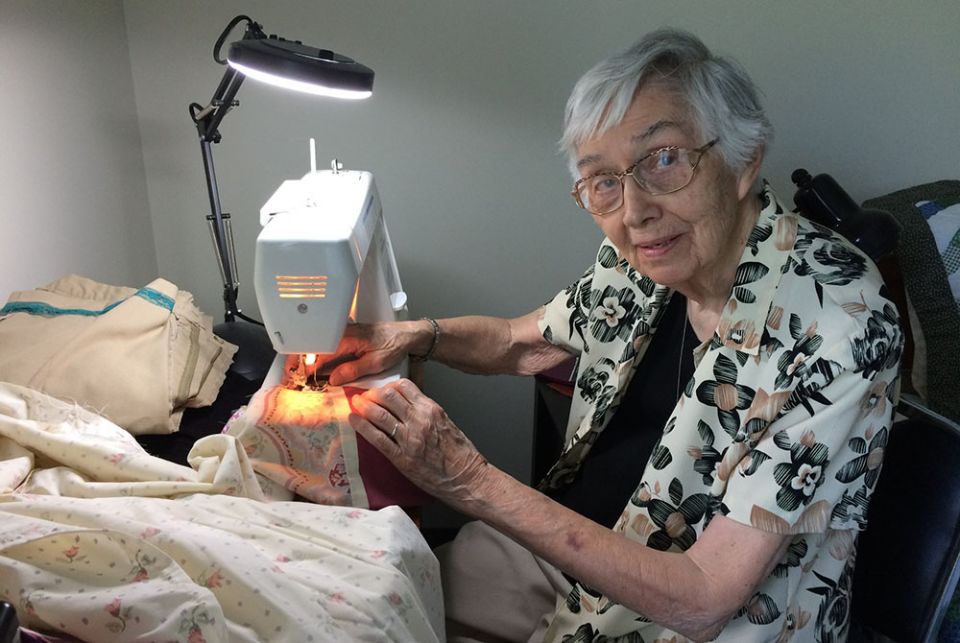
[620,176,660,226]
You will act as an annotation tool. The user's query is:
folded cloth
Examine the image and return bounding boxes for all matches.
[0,275,236,435]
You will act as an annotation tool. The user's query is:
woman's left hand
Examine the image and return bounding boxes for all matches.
[348,379,491,508]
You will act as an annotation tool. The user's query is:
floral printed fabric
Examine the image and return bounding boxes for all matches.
[223,385,368,507]
[0,382,444,641]
[0,494,443,642]
[537,184,903,642]
[0,381,263,499]
[222,385,432,510]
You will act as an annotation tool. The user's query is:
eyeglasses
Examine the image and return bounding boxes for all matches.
[571,138,719,215]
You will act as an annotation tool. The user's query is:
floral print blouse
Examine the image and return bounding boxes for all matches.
[537,184,903,642]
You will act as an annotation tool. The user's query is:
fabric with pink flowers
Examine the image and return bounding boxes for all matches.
[0,382,444,642]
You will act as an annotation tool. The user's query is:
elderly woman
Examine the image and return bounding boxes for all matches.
[325,29,903,642]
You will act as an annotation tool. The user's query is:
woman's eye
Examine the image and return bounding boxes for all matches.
[645,148,681,173]
[591,175,620,192]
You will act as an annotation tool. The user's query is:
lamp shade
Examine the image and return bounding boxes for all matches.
[228,37,374,99]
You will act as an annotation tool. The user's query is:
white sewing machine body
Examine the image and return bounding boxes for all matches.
[254,162,408,388]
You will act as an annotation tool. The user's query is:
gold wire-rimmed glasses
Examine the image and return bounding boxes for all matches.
[571,138,720,215]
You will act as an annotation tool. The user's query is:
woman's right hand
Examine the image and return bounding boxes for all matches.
[321,320,430,386]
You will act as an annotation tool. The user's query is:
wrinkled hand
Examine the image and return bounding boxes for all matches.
[349,379,491,508]
[291,322,415,387]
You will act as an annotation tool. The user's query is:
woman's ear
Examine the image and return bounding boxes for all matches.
[737,147,764,200]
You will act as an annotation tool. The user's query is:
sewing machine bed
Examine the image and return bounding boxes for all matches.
[0,381,445,642]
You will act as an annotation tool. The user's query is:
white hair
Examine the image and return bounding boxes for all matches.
[560,28,773,176]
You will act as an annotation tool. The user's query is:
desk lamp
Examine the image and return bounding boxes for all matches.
[189,15,373,378]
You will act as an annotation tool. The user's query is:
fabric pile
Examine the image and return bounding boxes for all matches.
[0,275,444,642]
[0,382,444,642]
[0,275,236,435]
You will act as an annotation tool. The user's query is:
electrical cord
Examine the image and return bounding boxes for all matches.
[213,15,256,64]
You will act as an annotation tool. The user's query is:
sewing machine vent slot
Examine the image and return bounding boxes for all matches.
[275,275,328,299]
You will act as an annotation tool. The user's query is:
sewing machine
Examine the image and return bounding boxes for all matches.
[254,142,408,390]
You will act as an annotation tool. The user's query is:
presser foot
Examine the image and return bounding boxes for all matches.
[284,356,330,392]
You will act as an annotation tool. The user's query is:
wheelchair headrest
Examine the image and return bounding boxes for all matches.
[791,169,901,261]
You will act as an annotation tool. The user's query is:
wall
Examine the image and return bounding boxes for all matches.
[122,1,959,521]
[0,0,155,303]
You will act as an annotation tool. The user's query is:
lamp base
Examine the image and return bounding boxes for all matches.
[214,319,275,383]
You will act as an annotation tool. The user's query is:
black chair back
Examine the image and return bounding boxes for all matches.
[851,414,960,642]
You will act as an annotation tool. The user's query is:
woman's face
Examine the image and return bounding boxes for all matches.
[574,86,761,297]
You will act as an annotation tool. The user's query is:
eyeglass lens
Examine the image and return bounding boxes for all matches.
[576,147,698,214]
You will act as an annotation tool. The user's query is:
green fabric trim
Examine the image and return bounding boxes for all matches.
[134,287,175,311]
[0,287,175,318]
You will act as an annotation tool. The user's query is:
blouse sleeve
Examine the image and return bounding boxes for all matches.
[537,263,595,356]
[721,335,901,535]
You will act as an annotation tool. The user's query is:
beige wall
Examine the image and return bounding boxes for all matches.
[0,0,155,302]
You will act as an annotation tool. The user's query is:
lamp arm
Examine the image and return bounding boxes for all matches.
[188,16,264,323]
[190,65,245,321]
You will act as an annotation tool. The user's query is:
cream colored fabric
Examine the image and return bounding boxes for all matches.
[0,380,262,499]
[438,521,570,643]
[0,495,443,642]
[223,385,368,507]
[0,274,237,434]
[0,382,444,642]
